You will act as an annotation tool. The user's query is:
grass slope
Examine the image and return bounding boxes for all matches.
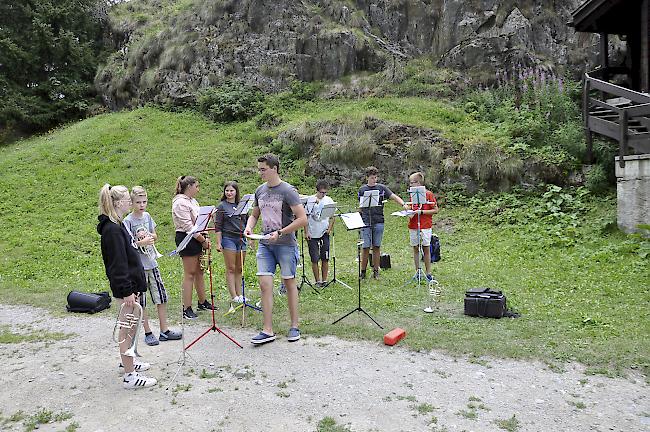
[0,102,647,379]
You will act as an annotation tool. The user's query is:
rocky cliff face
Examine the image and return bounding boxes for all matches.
[97,0,596,108]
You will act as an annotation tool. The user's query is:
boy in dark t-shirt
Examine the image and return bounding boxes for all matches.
[358,166,406,279]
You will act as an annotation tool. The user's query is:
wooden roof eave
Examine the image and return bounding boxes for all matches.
[570,0,628,33]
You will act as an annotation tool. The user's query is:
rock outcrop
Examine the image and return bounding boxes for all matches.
[97,0,595,108]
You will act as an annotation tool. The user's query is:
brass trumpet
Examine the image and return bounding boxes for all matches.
[112,301,143,357]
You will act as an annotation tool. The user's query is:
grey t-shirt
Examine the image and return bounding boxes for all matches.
[123,212,158,270]
[358,184,393,225]
[215,200,247,239]
[253,181,301,246]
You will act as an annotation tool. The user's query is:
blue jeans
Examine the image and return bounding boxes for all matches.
[256,243,299,279]
[221,235,247,252]
[360,223,384,248]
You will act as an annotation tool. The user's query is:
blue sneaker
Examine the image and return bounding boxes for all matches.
[287,327,301,342]
[251,332,276,345]
[426,274,436,283]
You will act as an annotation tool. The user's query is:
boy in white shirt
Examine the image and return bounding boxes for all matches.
[305,180,335,286]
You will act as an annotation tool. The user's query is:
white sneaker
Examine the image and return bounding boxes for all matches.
[233,296,243,303]
[118,361,151,372]
[123,372,157,389]
[240,296,249,303]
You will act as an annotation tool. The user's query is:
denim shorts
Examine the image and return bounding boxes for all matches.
[221,235,247,252]
[256,243,299,279]
[360,223,384,248]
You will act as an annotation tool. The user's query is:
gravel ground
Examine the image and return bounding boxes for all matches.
[0,304,648,432]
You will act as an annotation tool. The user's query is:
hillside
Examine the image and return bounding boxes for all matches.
[96,0,594,108]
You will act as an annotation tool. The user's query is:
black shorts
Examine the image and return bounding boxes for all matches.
[175,231,202,257]
[307,233,330,263]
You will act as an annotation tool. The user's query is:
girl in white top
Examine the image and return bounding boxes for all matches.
[172,176,214,319]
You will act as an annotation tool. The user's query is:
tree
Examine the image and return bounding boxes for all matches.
[0,0,105,142]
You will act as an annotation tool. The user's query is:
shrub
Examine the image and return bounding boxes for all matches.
[288,80,322,101]
[196,80,264,122]
[585,164,610,194]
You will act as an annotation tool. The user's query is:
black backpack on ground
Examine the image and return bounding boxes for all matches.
[464,288,519,318]
[66,291,112,314]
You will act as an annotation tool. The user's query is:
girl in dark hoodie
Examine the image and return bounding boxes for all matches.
[97,184,157,389]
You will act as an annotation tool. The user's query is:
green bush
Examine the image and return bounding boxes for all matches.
[462,68,586,175]
[585,164,610,194]
[196,80,265,122]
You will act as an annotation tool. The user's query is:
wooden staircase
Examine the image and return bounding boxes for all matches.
[584,71,650,166]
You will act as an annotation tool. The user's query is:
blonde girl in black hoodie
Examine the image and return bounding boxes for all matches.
[97,184,157,389]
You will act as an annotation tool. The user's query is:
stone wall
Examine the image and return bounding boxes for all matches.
[615,155,650,234]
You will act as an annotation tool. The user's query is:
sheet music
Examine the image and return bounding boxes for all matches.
[169,206,215,256]
[233,194,254,215]
[340,212,366,230]
[359,190,380,208]
[316,202,337,221]
[304,196,318,215]
[409,186,426,205]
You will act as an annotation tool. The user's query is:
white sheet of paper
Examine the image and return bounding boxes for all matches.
[233,194,254,215]
[304,196,318,215]
[340,212,366,230]
[391,210,415,217]
[359,190,380,208]
[316,202,337,221]
[246,233,270,240]
[409,186,427,205]
[169,206,215,256]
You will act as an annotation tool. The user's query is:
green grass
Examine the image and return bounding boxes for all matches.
[0,325,71,344]
[0,102,648,380]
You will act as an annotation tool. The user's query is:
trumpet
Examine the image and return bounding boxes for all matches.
[199,252,211,271]
[112,301,143,358]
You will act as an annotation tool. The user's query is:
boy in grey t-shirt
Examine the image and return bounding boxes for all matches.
[124,186,181,346]
[244,154,307,345]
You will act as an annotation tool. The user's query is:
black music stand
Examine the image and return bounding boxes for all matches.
[359,189,380,276]
[298,196,319,293]
[320,203,352,291]
[332,209,383,329]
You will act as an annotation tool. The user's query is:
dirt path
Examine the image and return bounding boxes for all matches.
[0,304,648,432]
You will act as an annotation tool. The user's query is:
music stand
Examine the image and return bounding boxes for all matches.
[319,203,352,291]
[332,211,383,329]
[402,186,428,289]
[298,196,319,293]
[167,206,243,389]
[359,190,380,275]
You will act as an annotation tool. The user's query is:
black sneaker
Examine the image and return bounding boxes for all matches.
[372,269,380,280]
[197,300,216,311]
[183,307,198,320]
[360,269,367,279]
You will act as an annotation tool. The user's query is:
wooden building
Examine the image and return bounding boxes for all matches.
[570,0,650,165]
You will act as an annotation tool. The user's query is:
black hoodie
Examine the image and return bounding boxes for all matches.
[97,214,146,299]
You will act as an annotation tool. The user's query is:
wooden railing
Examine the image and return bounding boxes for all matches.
[583,69,650,167]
